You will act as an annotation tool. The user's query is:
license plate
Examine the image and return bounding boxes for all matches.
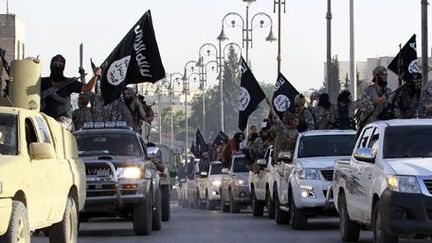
[97,169,110,177]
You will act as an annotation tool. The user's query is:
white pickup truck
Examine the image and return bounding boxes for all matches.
[276,130,356,229]
[333,119,432,243]
[197,161,223,210]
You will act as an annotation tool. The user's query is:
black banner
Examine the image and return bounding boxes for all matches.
[238,57,266,131]
[212,130,229,149]
[191,129,208,158]
[271,72,299,120]
[101,10,165,104]
[388,34,419,80]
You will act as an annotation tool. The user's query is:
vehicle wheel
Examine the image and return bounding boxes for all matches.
[0,200,30,243]
[289,191,307,230]
[220,191,229,213]
[338,192,360,242]
[373,200,398,243]
[266,189,275,219]
[49,196,78,243]
[152,189,162,231]
[251,189,264,217]
[206,192,216,210]
[161,185,170,221]
[229,190,240,213]
[274,190,290,225]
[133,191,152,235]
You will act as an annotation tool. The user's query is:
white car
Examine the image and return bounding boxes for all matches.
[249,146,276,218]
[197,161,223,210]
[220,155,250,213]
[334,119,432,243]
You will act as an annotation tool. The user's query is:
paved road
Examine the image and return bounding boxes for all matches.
[32,205,430,243]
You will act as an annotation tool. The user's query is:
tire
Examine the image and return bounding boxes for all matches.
[152,190,162,231]
[229,190,240,213]
[0,200,30,243]
[266,189,275,219]
[274,190,290,225]
[220,191,229,213]
[373,200,398,243]
[133,191,152,236]
[161,185,170,221]
[251,189,264,217]
[289,191,308,230]
[338,193,360,242]
[49,196,78,243]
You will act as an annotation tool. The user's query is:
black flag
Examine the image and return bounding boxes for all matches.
[238,57,266,131]
[192,129,208,158]
[387,34,419,81]
[100,10,166,104]
[271,73,299,119]
[212,130,229,149]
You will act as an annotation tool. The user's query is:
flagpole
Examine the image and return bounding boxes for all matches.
[421,0,429,86]
[274,0,286,75]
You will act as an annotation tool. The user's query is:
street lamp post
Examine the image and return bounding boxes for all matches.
[273,0,286,74]
[219,1,276,64]
[166,73,183,149]
[421,0,429,85]
[326,0,332,100]
[182,60,199,160]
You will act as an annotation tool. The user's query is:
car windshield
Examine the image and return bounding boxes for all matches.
[210,163,223,175]
[232,157,248,173]
[0,113,18,155]
[298,134,356,158]
[76,133,142,157]
[384,126,432,158]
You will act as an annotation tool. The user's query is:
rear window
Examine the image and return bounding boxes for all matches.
[0,113,18,155]
[210,163,223,175]
[76,132,142,157]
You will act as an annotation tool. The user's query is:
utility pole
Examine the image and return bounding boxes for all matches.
[350,0,356,99]
[326,0,332,99]
[422,0,429,86]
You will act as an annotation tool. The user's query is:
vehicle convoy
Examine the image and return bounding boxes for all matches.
[220,155,250,213]
[275,130,357,229]
[249,146,275,218]
[74,122,161,236]
[333,120,432,243]
[0,59,86,243]
[147,144,172,221]
[197,161,223,210]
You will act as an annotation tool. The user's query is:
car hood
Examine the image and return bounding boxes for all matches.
[384,158,432,176]
[233,173,249,181]
[209,175,223,181]
[296,156,352,169]
[81,155,144,167]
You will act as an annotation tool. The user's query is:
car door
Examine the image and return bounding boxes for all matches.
[357,127,379,222]
[25,116,52,225]
[255,148,271,199]
[349,126,374,221]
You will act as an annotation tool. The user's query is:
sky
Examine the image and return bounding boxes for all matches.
[5,0,426,92]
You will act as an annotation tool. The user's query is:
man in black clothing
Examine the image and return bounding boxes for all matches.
[41,54,99,125]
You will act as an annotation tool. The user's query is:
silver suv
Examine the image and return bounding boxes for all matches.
[74,122,161,236]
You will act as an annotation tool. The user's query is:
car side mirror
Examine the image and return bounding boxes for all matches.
[353,148,375,163]
[222,168,229,174]
[256,159,267,167]
[200,171,208,177]
[278,151,293,163]
[29,142,54,160]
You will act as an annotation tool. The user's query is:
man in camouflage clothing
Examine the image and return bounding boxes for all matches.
[266,98,299,161]
[355,65,392,129]
[394,74,422,119]
[72,93,93,131]
[418,78,432,118]
[294,94,315,132]
[313,93,337,130]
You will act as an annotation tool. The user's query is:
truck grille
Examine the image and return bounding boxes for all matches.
[424,179,432,194]
[320,170,333,181]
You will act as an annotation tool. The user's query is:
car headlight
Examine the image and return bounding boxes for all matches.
[212,180,221,187]
[234,179,246,186]
[387,176,420,193]
[117,167,142,179]
[298,168,320,180]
